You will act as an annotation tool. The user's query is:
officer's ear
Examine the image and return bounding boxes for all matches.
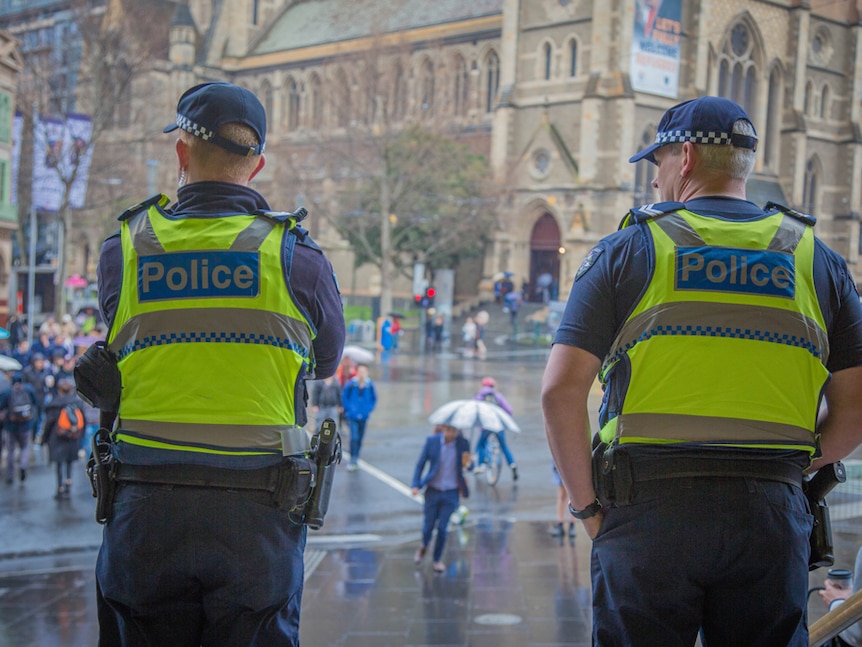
[175,138,191,171]
[248,155,265,182]
[680,141,697,177]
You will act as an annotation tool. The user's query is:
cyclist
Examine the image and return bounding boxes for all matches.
[473,377,518,481]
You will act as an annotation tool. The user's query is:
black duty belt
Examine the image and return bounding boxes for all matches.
[115,463,284,492]
[629,456,803,488]
[113,456,317,513]
[115,462,283,491]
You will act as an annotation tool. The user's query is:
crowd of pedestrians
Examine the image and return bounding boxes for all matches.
[0,312,103,497]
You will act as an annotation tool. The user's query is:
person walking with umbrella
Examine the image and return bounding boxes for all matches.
[342,364,377,471]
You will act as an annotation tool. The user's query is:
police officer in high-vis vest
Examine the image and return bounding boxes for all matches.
[94,82,345,646]
[542,96,862,646]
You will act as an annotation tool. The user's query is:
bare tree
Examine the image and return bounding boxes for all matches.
[278,35,499,316]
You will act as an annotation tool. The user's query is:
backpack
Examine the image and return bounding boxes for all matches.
[56,402,85,439]
[7,383,33,423]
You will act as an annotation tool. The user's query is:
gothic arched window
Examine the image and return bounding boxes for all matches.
[485,50,500,113]
[334,69,351,128]
[453,55,469,116]
[420,58,435,115]
[568,39,578,77]
[764,67,782,169]
[286,78,301,131]
[717,22,758,116]
[803,157,819,215]
[309,75,322,130]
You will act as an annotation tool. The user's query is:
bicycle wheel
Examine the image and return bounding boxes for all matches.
[485,433,502,486]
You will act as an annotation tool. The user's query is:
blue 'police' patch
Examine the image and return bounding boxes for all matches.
[675,246,795,298]
[575,247,604,281]
[138,251,260,302]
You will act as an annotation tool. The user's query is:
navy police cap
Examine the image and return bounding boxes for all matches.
[629,96,757,164]
[163,82,266,157]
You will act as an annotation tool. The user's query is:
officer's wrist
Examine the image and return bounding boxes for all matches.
[568,498,603,520]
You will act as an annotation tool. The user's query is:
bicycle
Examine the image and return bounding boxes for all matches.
[473,429,504,486]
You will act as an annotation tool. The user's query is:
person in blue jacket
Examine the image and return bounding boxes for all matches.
[341,363,377,471]
[411,424,471,573]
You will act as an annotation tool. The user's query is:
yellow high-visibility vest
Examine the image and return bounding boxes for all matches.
[107,195,315,460]
[599,204,828,455]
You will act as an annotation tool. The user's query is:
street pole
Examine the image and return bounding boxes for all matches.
[26,202,36,343]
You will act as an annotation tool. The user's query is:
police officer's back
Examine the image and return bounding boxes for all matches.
[93,82,345,647]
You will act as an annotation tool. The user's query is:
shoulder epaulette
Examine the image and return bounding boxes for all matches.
[117,194,170,221]
[252,207,308,225]
[619,201,686,229]
[763,201,817,227]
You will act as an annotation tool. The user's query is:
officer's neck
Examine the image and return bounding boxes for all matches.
[675,172,747,203]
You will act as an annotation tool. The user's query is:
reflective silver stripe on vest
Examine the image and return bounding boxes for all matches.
[128,209,278,255]
[616,412,815,448]
[108,308,313,361]
[767,215,806,253]
[652,211,806,254]
[230,217,277,251]
[128,210,165,255]
[603,301,830,375]
[651,214,705,247]
[118,419,310,455]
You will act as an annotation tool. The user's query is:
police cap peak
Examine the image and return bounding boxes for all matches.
[163,82,266,157]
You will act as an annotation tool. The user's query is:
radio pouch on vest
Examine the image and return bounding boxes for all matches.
[75,341,121,414]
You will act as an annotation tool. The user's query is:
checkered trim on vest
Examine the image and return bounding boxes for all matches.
[115,330,310,361]
[655,130,733,146]
[606,324,825,369]
[176,113,215,142]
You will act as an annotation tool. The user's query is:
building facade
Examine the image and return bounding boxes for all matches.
[9,0,862,308]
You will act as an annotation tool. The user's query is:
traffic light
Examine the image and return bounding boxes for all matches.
[414,286,436,308]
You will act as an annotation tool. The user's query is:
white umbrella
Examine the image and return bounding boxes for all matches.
[428,399,521,433]
[341,345,374,364]
[0,355,22,372]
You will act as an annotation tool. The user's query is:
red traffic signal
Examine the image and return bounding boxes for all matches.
[425,287,436,298]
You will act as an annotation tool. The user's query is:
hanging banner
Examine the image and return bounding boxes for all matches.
[32,112,93,211]
[631,0,682,98]
[10,111,21,206]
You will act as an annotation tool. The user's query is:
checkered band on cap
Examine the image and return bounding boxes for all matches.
[654,129,734,146]
[176,113,215,142]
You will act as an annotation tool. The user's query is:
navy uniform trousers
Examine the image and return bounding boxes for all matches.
[96,481,306,646]
[591,476,812,647]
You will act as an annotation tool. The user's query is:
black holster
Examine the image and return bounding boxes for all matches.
[592,440,634,506]
[86,427,117,525]
[301,418,342,529]
[805,462,846,571]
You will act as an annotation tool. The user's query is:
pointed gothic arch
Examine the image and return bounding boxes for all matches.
[715,14,764,117]
[529,212,562,303]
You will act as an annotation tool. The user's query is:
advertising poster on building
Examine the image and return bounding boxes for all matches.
[32,113,93,211]
[631,0,682,98]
